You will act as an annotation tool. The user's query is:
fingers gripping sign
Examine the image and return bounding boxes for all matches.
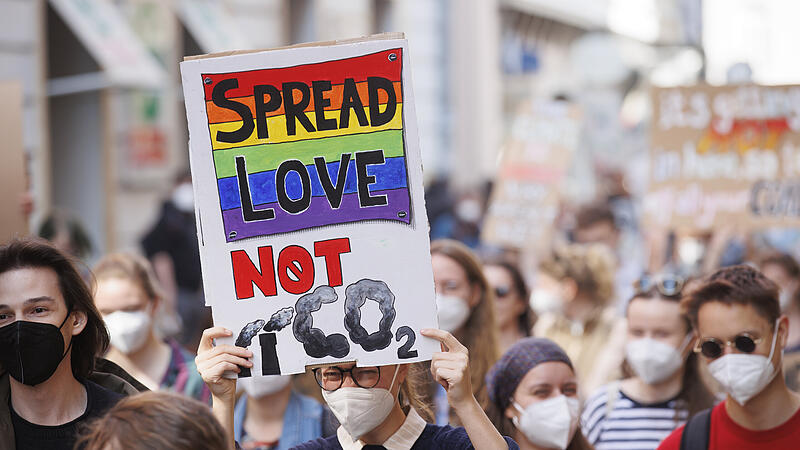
[420,328,473,409]
[196,326,254,402]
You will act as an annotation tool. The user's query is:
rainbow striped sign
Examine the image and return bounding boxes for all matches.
[201,49,411,242]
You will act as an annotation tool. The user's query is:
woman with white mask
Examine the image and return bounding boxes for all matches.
[93,253,210,402]
[197,327,519,450]
[234,375,336,449]
[581,274,715,450]
[430,239,499,425]
[486,337,591,450]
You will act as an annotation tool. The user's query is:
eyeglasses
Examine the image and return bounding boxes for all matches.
[633,274,685,298]
[494,286,512,298]
[313,365,381,391]
[694,333,764,359]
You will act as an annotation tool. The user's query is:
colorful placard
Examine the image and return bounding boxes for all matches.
[645,84,800,231]
[180,35,439,376]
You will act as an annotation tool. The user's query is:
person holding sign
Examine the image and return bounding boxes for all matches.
[196,326,519,449]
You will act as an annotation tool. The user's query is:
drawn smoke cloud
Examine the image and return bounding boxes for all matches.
[235,319,266,347]
[264,307,295,332]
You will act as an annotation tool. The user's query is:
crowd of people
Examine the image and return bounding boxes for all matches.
[3,190,800,450]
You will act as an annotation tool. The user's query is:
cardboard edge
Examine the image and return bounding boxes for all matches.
[182,32,406,62]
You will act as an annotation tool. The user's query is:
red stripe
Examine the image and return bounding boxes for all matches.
[202,48,402,101]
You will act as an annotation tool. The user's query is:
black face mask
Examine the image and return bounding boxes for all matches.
[0,312,73,386]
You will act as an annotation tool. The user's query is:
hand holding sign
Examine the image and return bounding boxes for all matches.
[195,326,253,402]
[421,328,474,411]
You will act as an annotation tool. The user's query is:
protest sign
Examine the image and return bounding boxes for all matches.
[482,100,580,249]
[645,84,800,232]
[180,34,439,376]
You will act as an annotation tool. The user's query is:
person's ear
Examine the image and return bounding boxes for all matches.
[70,310,88,336]
[504,402,519,420]
[778,315,790,349]
[561,278,578,303]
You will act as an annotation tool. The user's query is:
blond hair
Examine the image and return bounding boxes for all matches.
[93,252,163,302]
[538,243,615,305]
[430,239,499,422]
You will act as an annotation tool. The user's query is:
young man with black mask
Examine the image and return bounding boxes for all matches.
[658,265,800,450]
[0,238,140,450]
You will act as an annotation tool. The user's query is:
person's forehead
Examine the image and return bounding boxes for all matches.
[696,301,770,335]
[0,267,65,309]
[628,297,682,322]
[518,361,575,387]
[431,254,468,280]
[484,265,512,285]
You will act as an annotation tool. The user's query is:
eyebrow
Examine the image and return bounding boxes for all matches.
[0,296,57,310]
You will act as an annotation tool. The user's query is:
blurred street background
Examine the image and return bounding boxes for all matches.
[2,0,799,274]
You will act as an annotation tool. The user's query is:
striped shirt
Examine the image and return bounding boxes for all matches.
[581,382,688,450]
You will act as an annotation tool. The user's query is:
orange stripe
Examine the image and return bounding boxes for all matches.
[205,81,402,124]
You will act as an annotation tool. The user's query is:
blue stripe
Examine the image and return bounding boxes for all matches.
[218,156,408,211]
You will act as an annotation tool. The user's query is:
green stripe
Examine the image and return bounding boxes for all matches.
[213,129,405,178]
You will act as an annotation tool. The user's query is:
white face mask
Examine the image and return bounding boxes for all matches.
[512,395,580,450]
[435,294,471,332]
[626,334,692,385]
[172,182,194,213]
[530,289,563,316]
[321,366,399,440]
[104,309,152,354]
[240,375,292,398]
[708,321,781,405]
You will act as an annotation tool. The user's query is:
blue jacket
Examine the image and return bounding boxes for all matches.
[234,390,325,450]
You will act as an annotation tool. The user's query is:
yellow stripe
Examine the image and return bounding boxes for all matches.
[208,104,403,149]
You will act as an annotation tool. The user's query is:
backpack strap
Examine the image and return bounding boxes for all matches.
[680,408,712,450]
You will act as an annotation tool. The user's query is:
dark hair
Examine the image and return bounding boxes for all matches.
[0,238,108,379]
[484,260,535,336]
[627,285,715,418]
[758,251,800,279]
[77,391,227,450]
[37,212,93,259]
[682,265,780,329]
[575,203,616,231]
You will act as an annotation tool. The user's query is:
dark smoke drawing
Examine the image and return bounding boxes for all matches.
[344,279,396,351]
[293,286,350,358]
[264,307,294,332]
[235,319,266,347]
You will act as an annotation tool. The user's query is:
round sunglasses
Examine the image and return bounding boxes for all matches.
[694,333,764,359]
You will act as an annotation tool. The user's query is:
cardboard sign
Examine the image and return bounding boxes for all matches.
[180,35,439,376]
[482,100,580,249]
[645,85,800,232]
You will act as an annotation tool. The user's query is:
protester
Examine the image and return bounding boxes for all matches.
[758,251,800,350]
[0,238,140,450]
[92,253,211,402]
[486,337,592,450]
[533,243,626,393]
[572,203,641,311]
[483,260,535,353]
[233,374,337,449]
[430,239,500,424]
[77,391,229,450]
[141,170,207,350]
[582,274,715,449]
[658,265,800,449]
[196,327,519,449]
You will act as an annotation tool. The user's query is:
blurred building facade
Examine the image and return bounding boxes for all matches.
[9,0,786,258]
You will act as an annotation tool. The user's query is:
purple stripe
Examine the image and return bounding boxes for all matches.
[222,188,411,241]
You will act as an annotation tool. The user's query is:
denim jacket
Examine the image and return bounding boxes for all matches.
[234,390,324,449]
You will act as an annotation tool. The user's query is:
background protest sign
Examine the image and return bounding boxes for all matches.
[180,34,439,376]
[644,84,800,232]
[482,100,580,250]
